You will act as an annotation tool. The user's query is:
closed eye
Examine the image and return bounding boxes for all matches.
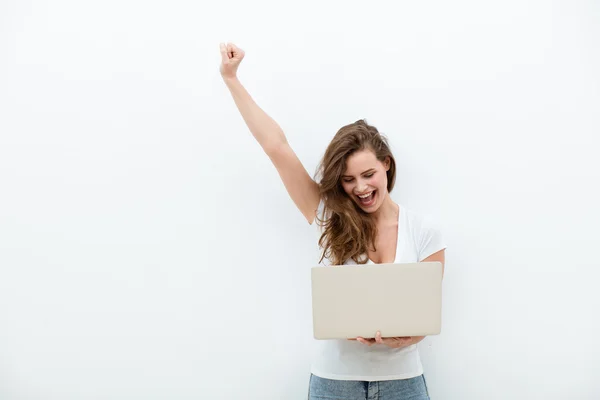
[343,172,375,183]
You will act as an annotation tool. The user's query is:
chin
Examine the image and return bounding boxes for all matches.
[362,204,381,213]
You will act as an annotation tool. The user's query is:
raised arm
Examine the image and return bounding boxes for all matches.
[219,43,320,223]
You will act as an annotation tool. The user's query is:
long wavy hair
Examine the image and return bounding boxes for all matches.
[314,119,396,265]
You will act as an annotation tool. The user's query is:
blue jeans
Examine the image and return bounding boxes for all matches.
[308,373,430,400]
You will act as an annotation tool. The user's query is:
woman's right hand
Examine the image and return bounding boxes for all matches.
[219,42,244,80]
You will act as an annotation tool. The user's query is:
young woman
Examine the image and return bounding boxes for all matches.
[219,42,446,400]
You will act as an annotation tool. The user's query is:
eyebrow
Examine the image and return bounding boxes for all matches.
[342,168,376,178]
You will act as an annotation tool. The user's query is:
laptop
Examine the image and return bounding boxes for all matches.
[311,262,443,340]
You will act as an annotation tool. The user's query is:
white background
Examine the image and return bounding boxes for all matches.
[1,0,599,399]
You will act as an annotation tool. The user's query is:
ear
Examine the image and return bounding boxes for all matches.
[383,156,391,171]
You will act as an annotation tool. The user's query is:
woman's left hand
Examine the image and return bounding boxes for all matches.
[353,331,414,348]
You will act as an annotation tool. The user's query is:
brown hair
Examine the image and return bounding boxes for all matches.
[314,119,396,265]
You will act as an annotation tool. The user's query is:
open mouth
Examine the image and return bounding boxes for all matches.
[356,190,376,207]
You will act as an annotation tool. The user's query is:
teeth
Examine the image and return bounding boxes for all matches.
[358,191,373,199]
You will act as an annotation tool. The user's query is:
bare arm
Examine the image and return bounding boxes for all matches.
[219,43,320,223]
[222,76,287,153]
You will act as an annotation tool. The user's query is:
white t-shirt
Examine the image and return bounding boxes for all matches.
[311,201,447,381]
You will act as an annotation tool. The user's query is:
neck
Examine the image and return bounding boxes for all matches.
[372,193,398,224]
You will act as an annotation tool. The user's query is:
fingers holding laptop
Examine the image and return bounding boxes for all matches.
[352,331,414,348]
[353,337,375,346]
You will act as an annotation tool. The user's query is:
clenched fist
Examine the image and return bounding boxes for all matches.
[219,42,245,80]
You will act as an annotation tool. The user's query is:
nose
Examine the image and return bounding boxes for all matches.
[355,179,369,193]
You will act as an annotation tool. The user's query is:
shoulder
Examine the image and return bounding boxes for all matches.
[402,204,439,225]
[400,204,443,241]
[400,204,424,231]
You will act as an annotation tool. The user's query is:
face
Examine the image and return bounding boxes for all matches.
[340,149,390,213]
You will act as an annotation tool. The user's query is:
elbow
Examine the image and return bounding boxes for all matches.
[263,139,289,159]
[261,130,288,155]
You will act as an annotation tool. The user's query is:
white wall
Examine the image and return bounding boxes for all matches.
[1,0,599,399]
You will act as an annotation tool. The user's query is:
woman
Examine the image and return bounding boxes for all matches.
[219,42,446,400]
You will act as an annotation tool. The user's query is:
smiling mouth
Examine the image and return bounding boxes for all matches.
[356,190,376,206]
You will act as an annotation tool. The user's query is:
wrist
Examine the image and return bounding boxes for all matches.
[222,75,239,85]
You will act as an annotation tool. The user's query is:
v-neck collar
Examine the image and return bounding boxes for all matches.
[367,203,401,265]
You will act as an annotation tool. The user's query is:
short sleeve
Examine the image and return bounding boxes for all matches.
[417,215,447,261]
